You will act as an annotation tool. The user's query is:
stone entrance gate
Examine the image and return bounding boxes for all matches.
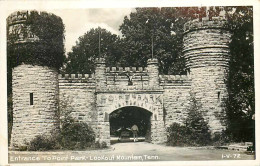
[96,90,166,145]
[10,12,231,148]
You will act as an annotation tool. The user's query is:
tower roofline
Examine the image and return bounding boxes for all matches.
[183,17,229,34]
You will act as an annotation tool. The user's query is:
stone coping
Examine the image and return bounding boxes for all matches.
[95,88,164,93]
[106,67,147,72]
[184,17,228,34]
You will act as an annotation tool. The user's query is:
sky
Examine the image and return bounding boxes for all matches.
[48,8,135,54]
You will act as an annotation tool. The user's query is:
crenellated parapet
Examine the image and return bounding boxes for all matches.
[93,58,161,90]
[159,74,191,86]
[183,17,231,69]
[96,86,164,92]
[183,17,228,34]
[58,73,95,79]
[106,66,147,73]
[58,74,95,86]
[105,66,149,90]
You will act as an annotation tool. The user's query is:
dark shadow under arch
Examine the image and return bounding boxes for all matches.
[109,106,152,143]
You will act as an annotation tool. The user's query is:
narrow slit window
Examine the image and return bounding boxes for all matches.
[104,112,109,122]
[154,114,157,121]
[30,93,33,105]
[218,92,220,100]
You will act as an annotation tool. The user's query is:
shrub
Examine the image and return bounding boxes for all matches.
[18,146,28,151]
[28,135,57,151]
[166,123,190,146]
[211,130,233,146]
[167,93,212,146]
[60,122,95,150]
[92,141,108,149]
[26,97,98,151]
[185,94,211,146]
[27,122,96,151]
[167,122,212,147]
[101,141,108,148]
[57,97,96,150]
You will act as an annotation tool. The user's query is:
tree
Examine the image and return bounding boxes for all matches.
[224,6,254,142]
[64,27,122,74]
[185,94,211,146]
[166,94,211,147]
[119,7,188,74]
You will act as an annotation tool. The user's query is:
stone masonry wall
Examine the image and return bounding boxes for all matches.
[94,58,167,146]
[11,64,59,148]
[105,58,160,90]
[58,74,97,132]
[183,17,231,133]
[105,66,149,90]
[190,67,228,133]
[160,75,191,127]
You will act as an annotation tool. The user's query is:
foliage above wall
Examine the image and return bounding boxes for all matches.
[7,11,65,71]
[64,27,121,74]
[63,6,254,142]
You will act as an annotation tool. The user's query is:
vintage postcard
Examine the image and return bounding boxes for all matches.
[0,0,259,165]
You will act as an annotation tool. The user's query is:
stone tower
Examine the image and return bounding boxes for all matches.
[95,58,106,89]
[147,58,160,88]
[8,11,60,149]
[183,17,232,134]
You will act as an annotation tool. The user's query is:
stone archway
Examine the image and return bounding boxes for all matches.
[95,92,167,146]
[109,106,153,143]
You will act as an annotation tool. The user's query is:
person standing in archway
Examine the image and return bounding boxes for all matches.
[131,124,139,142]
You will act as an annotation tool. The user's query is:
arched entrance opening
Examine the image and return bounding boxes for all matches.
[109,106,152,144]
